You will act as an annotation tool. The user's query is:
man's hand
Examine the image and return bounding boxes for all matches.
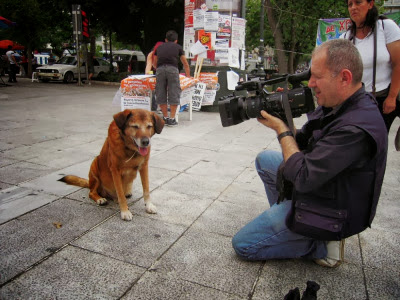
[258,110,299,161]
[257,110,289,134]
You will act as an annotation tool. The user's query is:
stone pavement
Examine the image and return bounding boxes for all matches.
[0,78,399,299]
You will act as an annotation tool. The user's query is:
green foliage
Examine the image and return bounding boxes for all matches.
[0,0,73,54]
[246,0,348,71]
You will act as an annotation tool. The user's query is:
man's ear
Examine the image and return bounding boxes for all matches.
[340,69,353,86]
[113,109,132,130]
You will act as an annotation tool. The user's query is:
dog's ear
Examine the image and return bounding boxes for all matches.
[113,109,132,130]
[152,112,165,134]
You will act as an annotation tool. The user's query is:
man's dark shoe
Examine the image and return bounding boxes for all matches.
[163,117,169,124]
[168,118,178,126]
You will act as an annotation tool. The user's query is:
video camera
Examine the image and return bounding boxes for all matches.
[218,69,315,127]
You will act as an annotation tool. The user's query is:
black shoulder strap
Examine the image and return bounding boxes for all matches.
[372,22,377,96]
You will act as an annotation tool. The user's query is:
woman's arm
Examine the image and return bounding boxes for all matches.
[384,40,400,114]
[145,51,154,74]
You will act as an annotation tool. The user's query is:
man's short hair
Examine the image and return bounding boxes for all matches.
[313,39,363,84]
[7,45,12,50]
[166,30,178,42]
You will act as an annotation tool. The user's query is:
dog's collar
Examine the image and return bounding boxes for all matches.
[125,151,137,163]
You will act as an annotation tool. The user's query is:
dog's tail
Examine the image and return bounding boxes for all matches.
[58,175,89,188]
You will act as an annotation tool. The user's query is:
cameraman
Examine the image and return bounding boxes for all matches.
[232,39,388,268]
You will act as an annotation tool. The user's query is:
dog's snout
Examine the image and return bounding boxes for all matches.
[141,137,150,147]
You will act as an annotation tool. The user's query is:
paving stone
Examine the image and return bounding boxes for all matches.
[0,161,55,184]
[372,195,400,233]
[217,181,267,206]
[19,160,92,196]
[131,189,214,226]
[185,159,247,181]
[145,166,180,192]
[364,265,400,299]
[0,186,59,224]
[0,182,14,191]
[123,271,243,300]
[0,246,145,300]
[158,172,231,200]
[359,229,400,298]
[151,228,262,297]
[66,187,139,210]
[201,147,258,169]
[0,198,115,284]
[252,260,366,300]
[359,228,400,270]
[0,154,18,168]
[1,79,399,298]
[0,141,17,151]
[149,145,215,172]
[64,165,179,210]
[234,167,267,196]
[27,148,95,169]
[192,198,267,237]
[184,130,239,151]
[1,144,43,161]
[72,215,186,268]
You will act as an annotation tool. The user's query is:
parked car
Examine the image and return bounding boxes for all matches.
[36,56,111,83]
[112,50,146,73]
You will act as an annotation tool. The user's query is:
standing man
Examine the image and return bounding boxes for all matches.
[6,45,19,83]
[153,30,190,126]
[232,39,387,268]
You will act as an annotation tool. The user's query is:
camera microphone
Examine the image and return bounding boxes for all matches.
[287,69,311,87]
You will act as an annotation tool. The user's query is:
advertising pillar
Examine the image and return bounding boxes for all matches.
[183,0,246,110]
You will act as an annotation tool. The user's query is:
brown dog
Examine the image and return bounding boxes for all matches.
[59,109,165,221]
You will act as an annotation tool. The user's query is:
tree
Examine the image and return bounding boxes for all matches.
[0,0,73,77]
[83,0,184,54]
[246,0,348,73]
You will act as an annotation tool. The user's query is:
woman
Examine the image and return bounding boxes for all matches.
[145,42,163,111]
[341,0,400,132]
[145,42,163,75]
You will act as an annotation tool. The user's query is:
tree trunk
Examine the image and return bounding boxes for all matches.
[265,0,287,73]
[288,20,297,74]
[90,34,96,57]
[27,45,32,78]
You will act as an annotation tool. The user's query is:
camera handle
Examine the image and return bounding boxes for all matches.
[282,76,296,137]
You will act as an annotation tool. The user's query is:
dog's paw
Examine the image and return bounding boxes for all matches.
[96,198,108,206]
[120,210,133,221]
[145,203,157,214]
[125,194,132,198]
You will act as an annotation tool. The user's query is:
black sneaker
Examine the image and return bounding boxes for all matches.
[163,117,169,124]
[168,118,178,126]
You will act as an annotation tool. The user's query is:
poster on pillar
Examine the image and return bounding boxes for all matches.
[185,0,195,27]
[231,17,246,50]
[217,14,231,39]
[185,1,245,69]
[192,82,207,111]
[184,27,196,58]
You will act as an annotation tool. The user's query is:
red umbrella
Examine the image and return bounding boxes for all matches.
[0,16,16,29]
[0,40,24,50]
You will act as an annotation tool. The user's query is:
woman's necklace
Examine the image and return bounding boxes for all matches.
[356,26,372,40]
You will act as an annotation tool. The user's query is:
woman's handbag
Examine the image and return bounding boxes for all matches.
[395,126,400,151]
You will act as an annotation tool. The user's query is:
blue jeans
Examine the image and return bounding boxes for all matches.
[232,150,327,260]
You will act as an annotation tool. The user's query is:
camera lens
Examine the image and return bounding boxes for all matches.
[244,96,262,118]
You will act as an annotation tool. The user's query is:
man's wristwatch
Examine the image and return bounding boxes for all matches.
[277,131,294,142]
